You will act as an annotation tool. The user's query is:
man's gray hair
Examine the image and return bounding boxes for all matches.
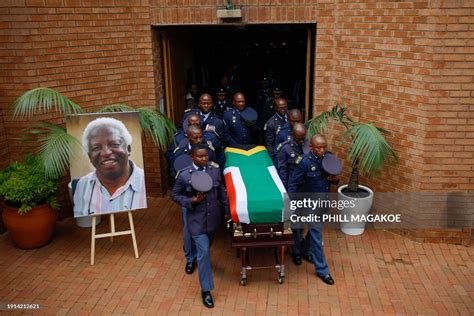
[82,117,133,153]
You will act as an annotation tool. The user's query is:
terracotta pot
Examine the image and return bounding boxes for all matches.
[2,204,57,249]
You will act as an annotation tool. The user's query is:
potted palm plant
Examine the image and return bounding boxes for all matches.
[5,87,175,235]
[0,155,58,248]
[307,105,398,235]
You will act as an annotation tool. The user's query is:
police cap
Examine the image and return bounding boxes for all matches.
[273,87,282,94]
[191,171,213,192]
[240,107,258,125]
[217,88,226,95]
[173,154,192,172]
[322,153,343,175]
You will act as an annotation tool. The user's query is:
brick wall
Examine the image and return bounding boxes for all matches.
[0,0,164,202]
[1,0,472,242]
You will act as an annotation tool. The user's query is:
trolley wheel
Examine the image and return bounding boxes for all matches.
[240,278,247,286]
[278,276,284,284]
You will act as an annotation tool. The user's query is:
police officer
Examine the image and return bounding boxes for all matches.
[276,123,312,266]
[264,98,288,161]
[214,88,231,118]
[276,123,307,188]
[255,77,271,115]
[223,92,257,147]
[172,143,229,308]
[274,109,303,150]
[180,94,227,156]
[167,114,224,169]
[287,134,339,285]
[170,125,219,178]
[261,86,283,125]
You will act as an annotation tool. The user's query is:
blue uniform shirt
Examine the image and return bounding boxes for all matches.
[172,162,229,236]
[264,113,287,160]
[287,151,332,193]
[276,138,305,188]
[275,122,292,150]
[223,108,255,146]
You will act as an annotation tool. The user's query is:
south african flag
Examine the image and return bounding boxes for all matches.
[224,146,286,224]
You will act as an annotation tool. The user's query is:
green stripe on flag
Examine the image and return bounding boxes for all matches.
[225,149,283,223]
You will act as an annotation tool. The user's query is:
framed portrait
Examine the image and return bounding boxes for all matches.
[67,112,147,218]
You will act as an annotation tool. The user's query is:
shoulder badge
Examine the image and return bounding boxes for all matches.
[209,161,219,169]
[276,126,281,135]
[207,141,215,152]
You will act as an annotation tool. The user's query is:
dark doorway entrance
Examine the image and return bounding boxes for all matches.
[156,24,314,124]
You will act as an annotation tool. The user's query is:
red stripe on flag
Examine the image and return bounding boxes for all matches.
[224,172,239,222]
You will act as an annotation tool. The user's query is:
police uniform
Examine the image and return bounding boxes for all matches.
[275,138,305,188]
[170,139,218,178]
[274,122,292,150]
[287,151,332,277]
[264,113,287,161]
[171,162,229,293]
[180,109,228,144]
[214,89,231,118]
[223,108,255,147]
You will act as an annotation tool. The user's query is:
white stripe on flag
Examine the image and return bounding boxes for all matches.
[267,166,287,222]
[224,167,250,224]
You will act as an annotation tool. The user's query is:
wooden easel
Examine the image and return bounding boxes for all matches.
[90,212,139,265]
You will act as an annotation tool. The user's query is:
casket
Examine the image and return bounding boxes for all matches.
[223,146,286,224]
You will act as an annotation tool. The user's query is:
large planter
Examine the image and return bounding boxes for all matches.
[2,204,57,249]
[337,184,374,236]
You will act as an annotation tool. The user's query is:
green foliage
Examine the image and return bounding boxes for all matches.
[12,87,83,118]
[0,155,59,214]
[345,123,398,178]
[11,89,176,178]
[98,104,176,150]
[307,104,398,192]
[22,122,83,179]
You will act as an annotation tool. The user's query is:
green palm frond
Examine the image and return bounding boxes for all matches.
[307,104,353,137]
[96,103,136,113]
[345,123,398,177]
[138,107,176,150]
[97,103,176,150]
[26,122,83,179]
[12,87,83,118]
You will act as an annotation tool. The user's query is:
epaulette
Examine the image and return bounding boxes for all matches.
[184,108,192,113]
[263,123,267,131]
[276,125,281,135]
[206,141,215,152]
[173,146,181,154]
[277,140,291,152]
[209,161,219,169]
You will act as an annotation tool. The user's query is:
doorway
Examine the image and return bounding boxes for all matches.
[156,24,315,123]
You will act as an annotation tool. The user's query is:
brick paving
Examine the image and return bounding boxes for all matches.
[0,197,473,315]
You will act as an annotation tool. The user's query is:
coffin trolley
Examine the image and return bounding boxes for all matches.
[224,146,293,285]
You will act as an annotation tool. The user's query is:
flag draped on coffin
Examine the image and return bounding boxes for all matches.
[224,146,286,224]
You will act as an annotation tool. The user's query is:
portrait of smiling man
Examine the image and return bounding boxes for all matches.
[71,115,147,217]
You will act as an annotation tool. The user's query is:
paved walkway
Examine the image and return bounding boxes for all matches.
[1,197,473,315]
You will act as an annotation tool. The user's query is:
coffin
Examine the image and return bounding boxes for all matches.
[224,146,286,224]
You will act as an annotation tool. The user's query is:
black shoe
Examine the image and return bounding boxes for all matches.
[201,291,214,308]
[318,274,335,285]
[303,254,314,264]
[185,261,195,274]
[292,254,302,265]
